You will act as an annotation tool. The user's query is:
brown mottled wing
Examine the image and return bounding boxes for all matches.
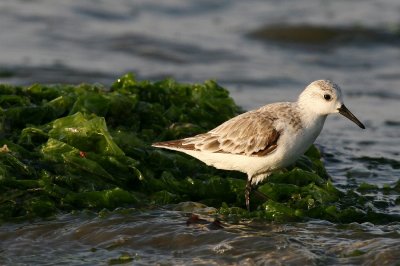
[171,110,281,157]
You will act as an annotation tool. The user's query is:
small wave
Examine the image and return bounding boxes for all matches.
[346,90,400,100]
[355,156,400,169]
[385,120,400,127]
[247,24,400,48]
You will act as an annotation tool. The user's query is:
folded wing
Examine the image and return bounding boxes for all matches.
[154,110,281,157]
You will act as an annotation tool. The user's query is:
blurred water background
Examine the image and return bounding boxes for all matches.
[1,0,400,265]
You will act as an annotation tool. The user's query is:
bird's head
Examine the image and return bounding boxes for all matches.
[298,80,365,129]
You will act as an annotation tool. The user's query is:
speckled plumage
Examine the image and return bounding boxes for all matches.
[153,80,365,210]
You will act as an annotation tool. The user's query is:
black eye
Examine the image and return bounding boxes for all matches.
[324,94,331,101]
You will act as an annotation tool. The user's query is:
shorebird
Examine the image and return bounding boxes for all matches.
[152,80,365,211]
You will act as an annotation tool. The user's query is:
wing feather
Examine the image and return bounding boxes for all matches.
[181,110,281,156]
[153,104,293,157]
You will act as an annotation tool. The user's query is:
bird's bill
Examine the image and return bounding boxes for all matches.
[337,104,365,129]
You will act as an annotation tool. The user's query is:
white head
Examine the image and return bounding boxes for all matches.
[298,80,365,129]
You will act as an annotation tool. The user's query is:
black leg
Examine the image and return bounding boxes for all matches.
[245,177,253,211]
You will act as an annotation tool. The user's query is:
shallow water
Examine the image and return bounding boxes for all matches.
[1,0,400,265]
[1,208,400,265]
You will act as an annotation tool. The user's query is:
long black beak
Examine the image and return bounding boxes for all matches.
[337,104,365,129]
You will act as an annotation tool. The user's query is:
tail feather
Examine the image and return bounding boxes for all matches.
[152,139,195,150]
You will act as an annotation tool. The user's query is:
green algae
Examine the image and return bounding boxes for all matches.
[108,253,137,265]
[0,73,399,224]
[344,249,367,257]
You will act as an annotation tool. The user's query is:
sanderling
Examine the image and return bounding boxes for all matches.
[153,80,365,210]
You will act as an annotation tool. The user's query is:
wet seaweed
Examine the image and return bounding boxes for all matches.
[0,74,398,224]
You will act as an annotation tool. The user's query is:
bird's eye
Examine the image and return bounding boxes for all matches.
[324,94,332,101]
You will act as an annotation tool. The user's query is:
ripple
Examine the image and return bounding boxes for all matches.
[385,120,400,127]
[247,24,400,47]
[107,33,244,64]
[1,210,400,265]
[355,156,400,170]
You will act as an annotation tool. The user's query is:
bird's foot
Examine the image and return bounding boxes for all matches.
[245,179,270,211]
[245,179,252,211]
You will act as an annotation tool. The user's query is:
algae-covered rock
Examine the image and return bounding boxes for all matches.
[0,74,240,221]
[0,74,398,224]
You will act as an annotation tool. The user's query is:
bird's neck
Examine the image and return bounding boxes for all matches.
[297,103,327,130]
